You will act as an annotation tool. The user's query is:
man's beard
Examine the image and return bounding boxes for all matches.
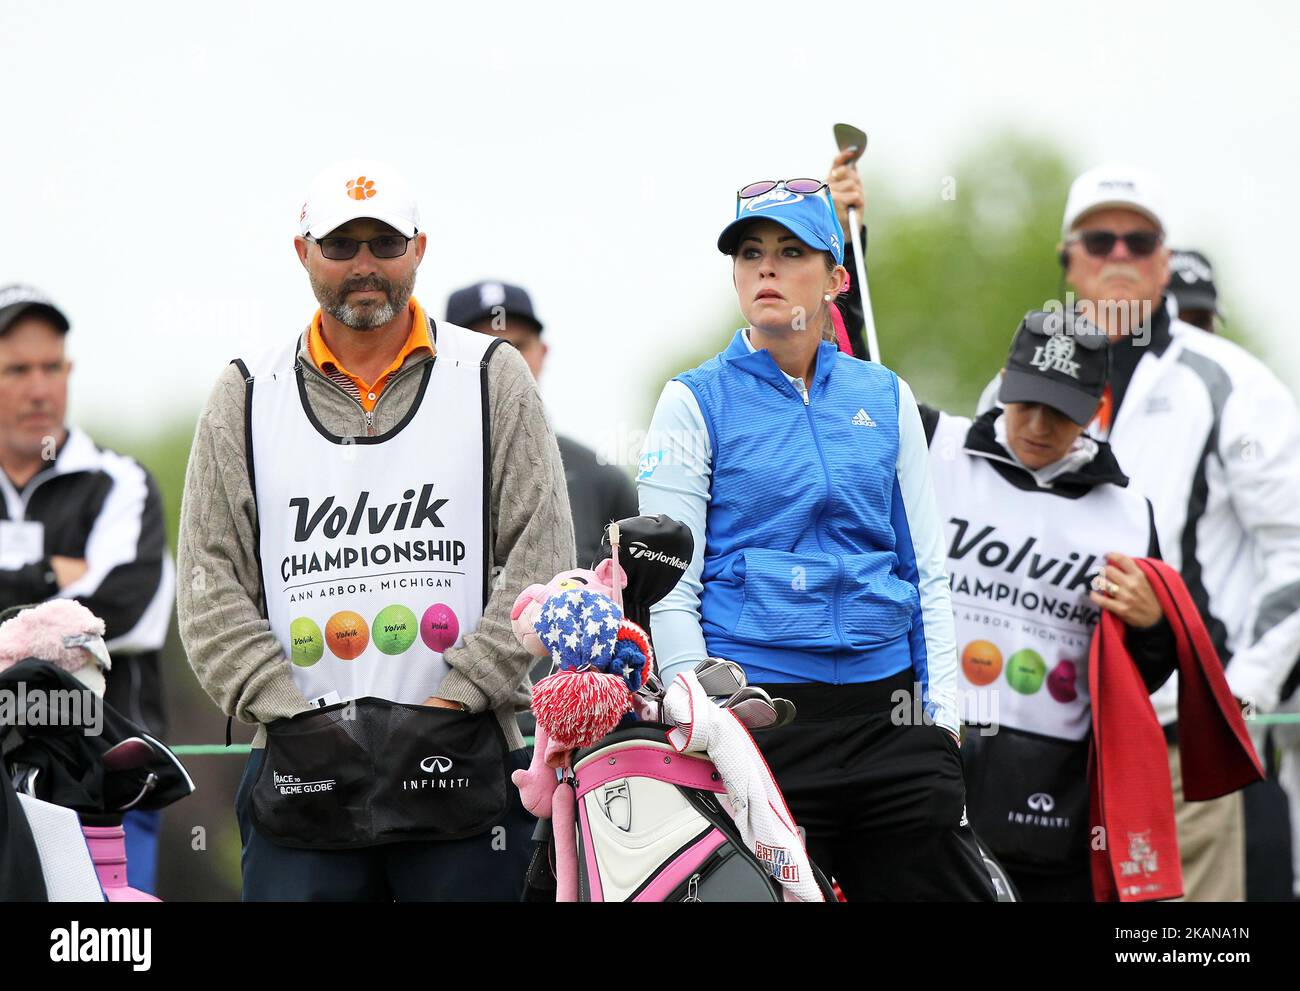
[310,270,416,330]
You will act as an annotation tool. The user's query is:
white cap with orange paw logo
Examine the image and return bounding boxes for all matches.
[298,159,420,238]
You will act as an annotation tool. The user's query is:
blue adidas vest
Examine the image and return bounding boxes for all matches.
[675,330,920,683]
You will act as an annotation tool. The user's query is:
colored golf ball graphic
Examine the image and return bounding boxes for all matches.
[1048,659,1080,703]
[1005,649,1047,694]
[372,604,418,655]
[421,603,459,652]
[289,617,324,667]
[961,640,1003,686]
[325,610,369,660]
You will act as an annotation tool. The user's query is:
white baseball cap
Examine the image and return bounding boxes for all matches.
[298,159,420,238]
[1061,164,1167,236]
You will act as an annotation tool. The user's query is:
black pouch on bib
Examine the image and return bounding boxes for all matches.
[960,725,1090,874]
[249,697,510,849]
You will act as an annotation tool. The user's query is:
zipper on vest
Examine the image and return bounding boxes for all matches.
[301,351,426,438]
[801,400,844,663]
[362,359,424,436]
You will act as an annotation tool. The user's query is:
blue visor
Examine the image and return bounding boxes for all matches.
[717,184,845,264]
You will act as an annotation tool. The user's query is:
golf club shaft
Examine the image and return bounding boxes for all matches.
[847,204,880,363]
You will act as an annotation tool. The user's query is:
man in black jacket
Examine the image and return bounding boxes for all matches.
[0,285,174,893]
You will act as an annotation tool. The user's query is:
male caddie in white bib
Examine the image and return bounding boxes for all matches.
[175,156,576,901]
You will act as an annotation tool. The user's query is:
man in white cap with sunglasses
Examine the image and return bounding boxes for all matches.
[177,160,574,900]
[971,164,1300,901]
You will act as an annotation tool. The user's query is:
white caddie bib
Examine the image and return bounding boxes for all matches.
[928,414,1152,741]
[245,321,496,706]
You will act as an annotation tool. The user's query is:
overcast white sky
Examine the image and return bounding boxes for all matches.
[3,0,1297,459]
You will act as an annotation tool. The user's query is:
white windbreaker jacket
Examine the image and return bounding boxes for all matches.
[979,307,1300,716]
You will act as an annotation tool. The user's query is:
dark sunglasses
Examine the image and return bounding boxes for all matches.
[1068,230,1163,259]
[306,233,412,261]
[737,178,827,199]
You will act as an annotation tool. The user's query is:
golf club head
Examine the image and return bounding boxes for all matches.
[770,697,797,729]
[693,657,748,698]
[102,737,157,772]
[723,686,797,731]
[725,696,781,731]
[833,122,868,163]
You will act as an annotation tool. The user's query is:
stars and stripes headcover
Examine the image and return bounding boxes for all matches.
[536,588,623,672]
[530,587,654,751]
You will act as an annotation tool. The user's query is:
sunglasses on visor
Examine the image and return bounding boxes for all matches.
[737,178,828,199]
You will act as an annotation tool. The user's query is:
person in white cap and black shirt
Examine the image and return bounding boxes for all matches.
[177,161,574,900]
[920,309,1176,900]
[967,165,1300,901]
[0,284,175,894]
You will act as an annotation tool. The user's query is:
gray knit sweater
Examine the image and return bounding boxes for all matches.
[176,313,575,751]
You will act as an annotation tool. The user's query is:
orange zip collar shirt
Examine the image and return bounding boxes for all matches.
[307,297,433,412]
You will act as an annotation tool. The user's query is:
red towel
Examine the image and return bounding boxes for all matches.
[1088,558,1262,902]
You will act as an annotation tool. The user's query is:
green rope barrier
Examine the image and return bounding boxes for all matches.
[170,736,538,756]
[171,744,252,755]
[1246,713,1300,725]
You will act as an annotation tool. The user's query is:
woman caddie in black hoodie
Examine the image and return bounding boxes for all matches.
[915,310,1177,901]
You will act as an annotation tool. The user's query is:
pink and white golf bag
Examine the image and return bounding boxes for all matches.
[566,726,835,902]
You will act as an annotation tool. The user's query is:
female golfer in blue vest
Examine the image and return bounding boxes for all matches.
[637,179,995,900]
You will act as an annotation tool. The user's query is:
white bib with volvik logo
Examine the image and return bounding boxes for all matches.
[246,321,495,706]
[928,414,1151,740]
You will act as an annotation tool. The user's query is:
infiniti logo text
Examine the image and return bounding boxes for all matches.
[405,755,469,791]
[1007,790,1070,829]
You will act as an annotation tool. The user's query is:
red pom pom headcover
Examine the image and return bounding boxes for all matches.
[532,670,632,750]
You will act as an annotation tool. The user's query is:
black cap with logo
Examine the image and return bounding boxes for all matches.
[998,310,1109,426]
[0,285,70,337]
[445,281,544,334]
[1168,249,1219,315]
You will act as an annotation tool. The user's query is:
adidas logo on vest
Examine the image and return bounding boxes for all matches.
[851,408,876,427]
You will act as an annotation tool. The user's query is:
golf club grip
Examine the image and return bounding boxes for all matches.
[847,206,880,363]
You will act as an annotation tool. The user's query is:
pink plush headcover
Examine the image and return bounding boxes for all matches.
[0,599,108,674]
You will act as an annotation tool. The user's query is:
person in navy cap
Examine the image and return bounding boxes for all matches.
[637,179,995,900]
